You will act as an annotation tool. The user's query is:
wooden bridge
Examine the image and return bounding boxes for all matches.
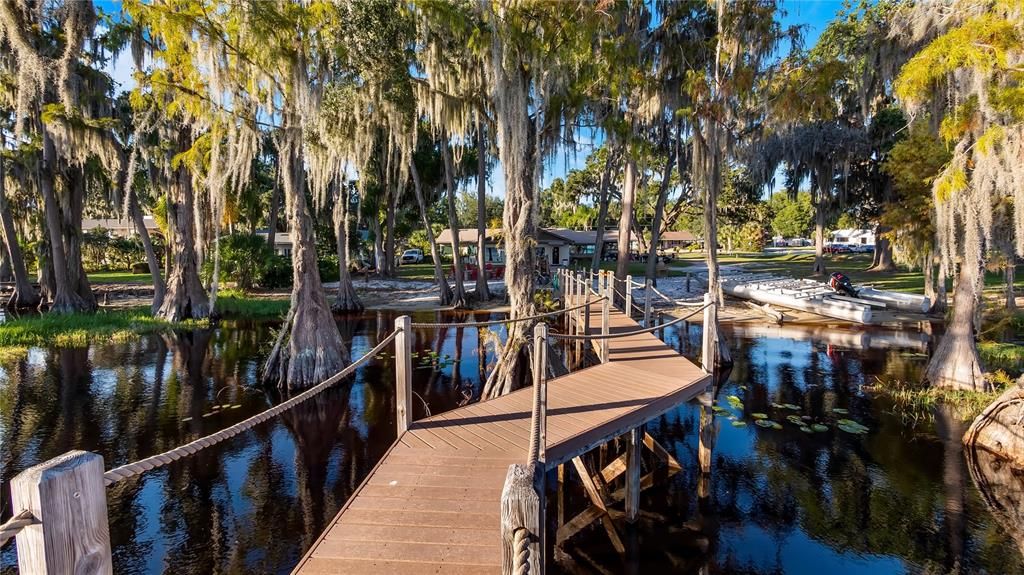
[0,270,716,575]
[293,270,714,574]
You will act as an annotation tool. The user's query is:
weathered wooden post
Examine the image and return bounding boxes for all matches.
[625,274,633,318]
[701,293,714,373]
[686,272,692,293]
[643,278,652,326]
[532,322,548,462]
[395,315,413,434]
[657,311,665,340]
[698,398,714,474]
[580,285,589,359]
[625,426,643,523]
[500,464,544,575]
[601,291,610,364]
[10,450,113,575]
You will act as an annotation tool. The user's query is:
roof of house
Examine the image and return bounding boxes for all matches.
[544,228,618,244]
[830,228,873,238]
[436,228,502,245]
[658,230,698,242]
[82,217,160,232]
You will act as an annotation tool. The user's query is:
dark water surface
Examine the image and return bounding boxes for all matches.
[1,312,1023,574]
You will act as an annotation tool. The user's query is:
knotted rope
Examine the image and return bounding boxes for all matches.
[512,527,532,574]
[0,510,36,547]
[103,330,400,486]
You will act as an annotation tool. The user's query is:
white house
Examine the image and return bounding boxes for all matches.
[829,228,875,246]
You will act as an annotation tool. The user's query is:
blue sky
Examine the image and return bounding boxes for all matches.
[100,0,844,198]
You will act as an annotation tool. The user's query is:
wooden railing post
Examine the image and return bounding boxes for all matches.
[500,463,544,575]
[532,322,548,463]
[395,315,413,434]
[701,292,714,373]
[686,271,692,293]
[601,293,610,364]
[625,274,633,317]
[657,311,665,340]
[11,450,113,575]
[643,278,652,326]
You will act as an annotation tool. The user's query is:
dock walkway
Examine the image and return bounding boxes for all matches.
[294,280,710,574]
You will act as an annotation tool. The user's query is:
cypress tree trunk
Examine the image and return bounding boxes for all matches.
[614,159,637,298]
[867,224,896,272]
[925,260,985,391]
[126,188,165,312]
[475,125,491,301]
[702,133,731,367]
[965,382,1024,467]
[62,167,97,311]
[0,151,39,309]
[264,126,348,391]
[332,184,362,312]
[1005,262,1016,311]
[383,185,397,278]
[924,251,937,312]
[645,142,676,287]
[39,131,89,314]
[157,148,210,322]
[812,198,827,276]
[440,132,467,308]
[590,152,614,275]
[483,23,537,398]
[409,159,452,305]
[935,404,967,571]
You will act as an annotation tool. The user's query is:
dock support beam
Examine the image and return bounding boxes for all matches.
[11,450,113,575]
[643,279,652,326]
[395,315,413,435]
[625,426,643,523]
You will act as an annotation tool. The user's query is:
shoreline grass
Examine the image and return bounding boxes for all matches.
[864,372,1012,423]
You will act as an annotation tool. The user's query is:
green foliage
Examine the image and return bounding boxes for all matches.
[0,309,206,350]
[978,342,1024,374]
[769,192,814,238]
[215,290,290,318]
[202,233,290,290]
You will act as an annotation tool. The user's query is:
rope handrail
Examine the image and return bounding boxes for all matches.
[547,303,711,341]
[102,329,401,486]
[512,527,531,575]
[0,510,36,547]
[409,297,607,329]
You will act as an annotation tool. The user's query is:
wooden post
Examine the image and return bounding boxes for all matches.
[580,286,589,359]
[625,274,633,318]
[643,278,652,327]
[686,272,692,293]
[698,404,714,474]
[501,463,544,575]
[701,293,714,373]
[395,315,413,434]
[11,450,113,575]
[657,311,664,340]
[532,322,548,462]
[601,293,610,364]
[625,426,643,523]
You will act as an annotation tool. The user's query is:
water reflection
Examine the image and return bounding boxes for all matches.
[2,316,1023,574]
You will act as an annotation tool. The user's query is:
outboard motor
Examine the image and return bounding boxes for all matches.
[828,272,859,297]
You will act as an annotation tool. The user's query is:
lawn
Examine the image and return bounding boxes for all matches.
[395,262,437,281]
[88,270,155,284]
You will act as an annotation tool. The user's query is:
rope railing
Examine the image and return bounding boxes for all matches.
[0,510,36,548]
[410,297,606,329]
[547,303,711,341]
[102,330,401,486]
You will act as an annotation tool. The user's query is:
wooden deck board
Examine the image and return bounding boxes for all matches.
[293,302,710,575]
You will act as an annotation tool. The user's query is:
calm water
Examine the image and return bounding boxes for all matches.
[1,313,1022,574]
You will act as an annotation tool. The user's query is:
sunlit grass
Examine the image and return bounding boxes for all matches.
[0,308,190,348]
[865,372,1012,422]
[216,289,289,318]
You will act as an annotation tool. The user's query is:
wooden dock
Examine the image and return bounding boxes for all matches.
[293,274,711,574]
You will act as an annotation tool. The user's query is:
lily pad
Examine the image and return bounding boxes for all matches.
[783,403,801,411]
[712,405,730,413]
[770,402,785,409]
[837,419,869,434]
[786,415,804,425]
[754,419,775,428]
[739,385,748,391]
[770,422,783,430]
[726,395,743,405]
[731,420,747,427]
[799,426,813,433]
[811,424,829,432]
[831,407,849,414]
[752,413,768,419]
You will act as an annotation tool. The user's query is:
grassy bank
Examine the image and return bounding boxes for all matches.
[0,291,288,353]
[865,372,1013,423]
[87,271,156,284]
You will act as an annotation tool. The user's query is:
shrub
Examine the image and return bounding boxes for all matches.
[204,233,291,290]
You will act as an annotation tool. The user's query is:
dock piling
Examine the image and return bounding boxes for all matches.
[625,426,643,523]
[395,315,413,434]
[643,278,652,326]
[625,274,633,318]
[701,293,713,373]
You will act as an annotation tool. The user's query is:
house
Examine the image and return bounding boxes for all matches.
[437,227,618,268]
[82,217,161,237]
[829,228,875,246]
[253,229,295,258]
[656,230,700,252]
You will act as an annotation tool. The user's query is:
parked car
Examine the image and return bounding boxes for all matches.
[825,243,852,254]
[851,243,875,253]
[400,249,424,264]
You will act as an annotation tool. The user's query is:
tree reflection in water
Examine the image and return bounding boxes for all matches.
[2,316,1024,574]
